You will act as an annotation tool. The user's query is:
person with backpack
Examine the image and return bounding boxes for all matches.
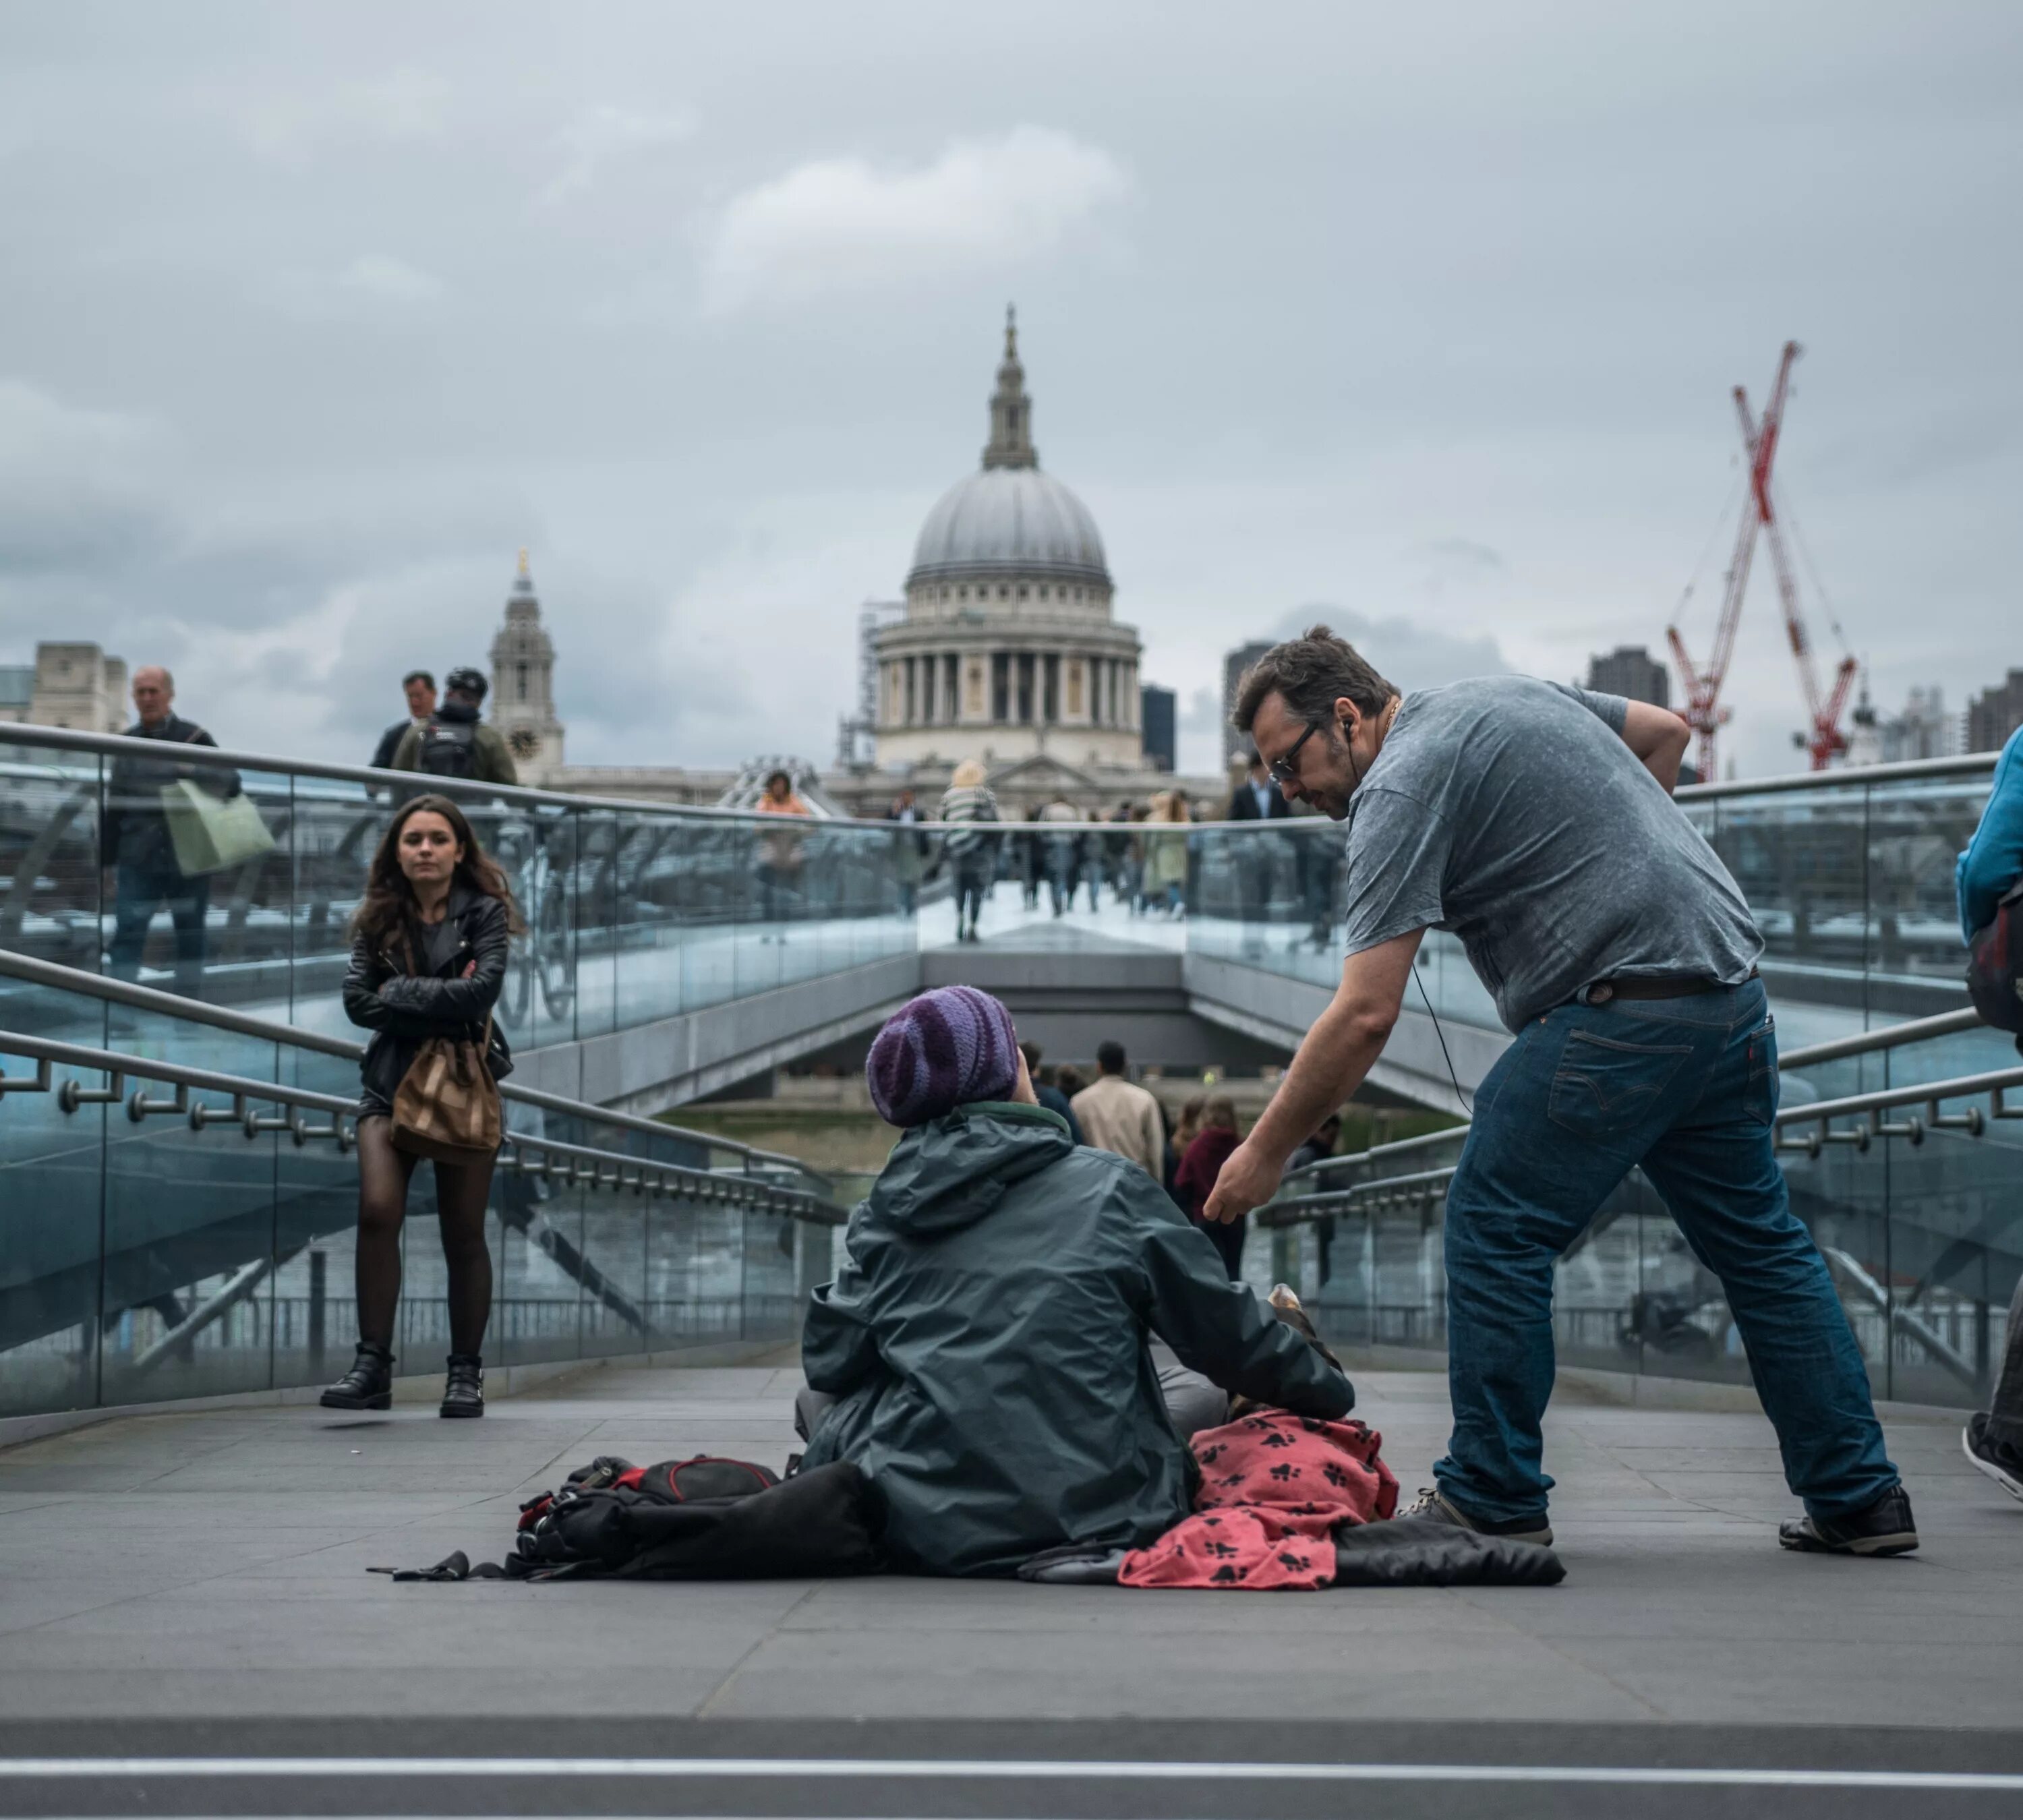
[1958,720,2023,1501]
[389,667,519,787]
[320,794,520,1419]
[797,985,1351,1577]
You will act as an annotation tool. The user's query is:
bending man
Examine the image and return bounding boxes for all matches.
[1204,626,1912,1558]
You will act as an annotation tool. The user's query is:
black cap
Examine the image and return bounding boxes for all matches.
[444,667,488,701]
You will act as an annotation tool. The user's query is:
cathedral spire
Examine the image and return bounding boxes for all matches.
[982,303,1038,471]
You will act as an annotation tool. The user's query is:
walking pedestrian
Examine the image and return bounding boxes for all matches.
[937,760,1000,943]
[389,667,519,786]
[1038,794,1081,917]
[1070,1040,1164,1180]
[101,667,243,995]
[1143,791,1190,916]
[1203,624,1914,1556]
[1958,717,2023,1500]
[320,794,519,1419]
[1229,749,1293,949]
[885,786,929,916]
[1018,1040,1083,1145]
[752,767,813,930]
[371,670,437,771]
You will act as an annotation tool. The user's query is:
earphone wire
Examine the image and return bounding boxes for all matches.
[1342,698,1471,1117]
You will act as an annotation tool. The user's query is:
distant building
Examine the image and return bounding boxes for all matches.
[0,643,129,732]
[1222,640,1274,760]
[1879,685,1961,765]
[1586,645,1670,709]
[1140,683,1176,771]
[1967,670,2023,755]
[488,550,567,786]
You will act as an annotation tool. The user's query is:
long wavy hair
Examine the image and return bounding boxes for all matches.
[351,794,522,951]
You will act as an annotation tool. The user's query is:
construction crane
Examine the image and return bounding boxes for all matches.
[1667,342,1858,779]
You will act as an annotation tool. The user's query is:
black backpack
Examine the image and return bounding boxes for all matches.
[416,716,478,780]
[1967,879,2023,1038]
[508,1453,881,1580]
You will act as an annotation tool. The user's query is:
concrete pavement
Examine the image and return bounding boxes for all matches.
[1,1355,2019,1815]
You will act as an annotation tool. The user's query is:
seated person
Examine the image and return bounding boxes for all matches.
[796,985,1353,1578]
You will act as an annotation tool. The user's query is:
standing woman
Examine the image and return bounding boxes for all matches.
[320,794,520,1417]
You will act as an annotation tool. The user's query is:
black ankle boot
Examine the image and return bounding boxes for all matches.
[440,1353,485,1419]
[320,1341,394,1411]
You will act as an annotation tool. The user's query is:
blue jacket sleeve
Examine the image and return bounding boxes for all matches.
[1958,727,2023,943]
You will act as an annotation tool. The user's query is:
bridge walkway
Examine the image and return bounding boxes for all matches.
[0,1357,2010,1742]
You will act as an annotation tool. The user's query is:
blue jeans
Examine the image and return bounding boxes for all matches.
[1434,978,1898,1526]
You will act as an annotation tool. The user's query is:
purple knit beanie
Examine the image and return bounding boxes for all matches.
[866,986,1020,1127]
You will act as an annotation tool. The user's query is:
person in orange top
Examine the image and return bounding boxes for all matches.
[755,768,812,927]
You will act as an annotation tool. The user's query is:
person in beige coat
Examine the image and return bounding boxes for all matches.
[1069,1040,1164,1179]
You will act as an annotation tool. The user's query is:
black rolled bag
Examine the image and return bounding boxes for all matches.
[370,1454,885,1584]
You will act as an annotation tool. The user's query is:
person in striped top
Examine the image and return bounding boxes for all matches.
[937,759,1001,944]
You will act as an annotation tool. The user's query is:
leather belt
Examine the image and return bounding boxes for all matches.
[1581,966,1759,1007]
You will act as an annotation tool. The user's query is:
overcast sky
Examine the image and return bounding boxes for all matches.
[2,1,2018,777]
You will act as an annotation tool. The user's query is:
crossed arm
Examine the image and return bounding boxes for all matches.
[1619,700,1692,794]
[1202,928,1425,1225]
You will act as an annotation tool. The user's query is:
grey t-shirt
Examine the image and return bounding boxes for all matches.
[1339,676,1762,1030]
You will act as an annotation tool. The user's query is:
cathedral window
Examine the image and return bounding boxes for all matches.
[1018,584,1028,600]
[516,662,528,701]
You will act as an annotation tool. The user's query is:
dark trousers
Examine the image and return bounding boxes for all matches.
[108,860,210,988]
[1989,1277,2023,1447]
[1433,978,1898,1527]
[956,862,989,935]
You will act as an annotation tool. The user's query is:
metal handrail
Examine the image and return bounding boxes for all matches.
[3,719,1994,828]
[1777,1007,1987,1069]
[0,1029,839,1222]
[1265,1064,2023,1226]
[0,947,829,1184]
[1674,750,1999,801]
[1279,1005,1996,1191]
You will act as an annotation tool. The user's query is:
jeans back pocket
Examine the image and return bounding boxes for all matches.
[1548,1028,1696,1139]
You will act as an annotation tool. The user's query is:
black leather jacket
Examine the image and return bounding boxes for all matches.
[343,884,515,1106]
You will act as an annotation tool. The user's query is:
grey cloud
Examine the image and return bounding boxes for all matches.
[1270,605,1514,697]
[0,1,2016,782]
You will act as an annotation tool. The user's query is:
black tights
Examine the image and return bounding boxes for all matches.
[353,1117,496,1357]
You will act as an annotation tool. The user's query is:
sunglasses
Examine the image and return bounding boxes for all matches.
[1266,721,1320,787]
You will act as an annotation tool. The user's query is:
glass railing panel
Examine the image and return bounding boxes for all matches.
[286,775,380,1042]
[92,1013,289,1407]
[741,1202,800,1341]
[1186,822,1345,991]
[571,807,621,1043]
[1865,774,1988,1018]
[610,811,690,1028]
[0,980,107,1419]
[0,746,105,980]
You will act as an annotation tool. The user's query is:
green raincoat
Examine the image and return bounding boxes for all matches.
[799,1100,1353,1577]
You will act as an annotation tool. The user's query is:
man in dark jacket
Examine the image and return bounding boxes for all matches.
[1017,1039,1082,1144]
[1228,749,1293,949]
[100,666,241,992]
[799,985,1352,1577]
[370,670,437,770]
[390,667,519,787]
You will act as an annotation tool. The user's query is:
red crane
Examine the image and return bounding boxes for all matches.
[1666,341,1858,779]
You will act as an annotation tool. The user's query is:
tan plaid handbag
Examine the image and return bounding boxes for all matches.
[390,1015,502,1165]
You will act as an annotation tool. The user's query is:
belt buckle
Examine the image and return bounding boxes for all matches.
[1583,982,1614,1007]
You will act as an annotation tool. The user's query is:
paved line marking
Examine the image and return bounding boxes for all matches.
[0,1759,2019,1792]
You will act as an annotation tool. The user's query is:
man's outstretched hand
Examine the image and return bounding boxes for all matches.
[1202,1136,1284,1225]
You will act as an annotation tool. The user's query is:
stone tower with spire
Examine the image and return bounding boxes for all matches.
[488,549,566,785]
[983,305,1037,470]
